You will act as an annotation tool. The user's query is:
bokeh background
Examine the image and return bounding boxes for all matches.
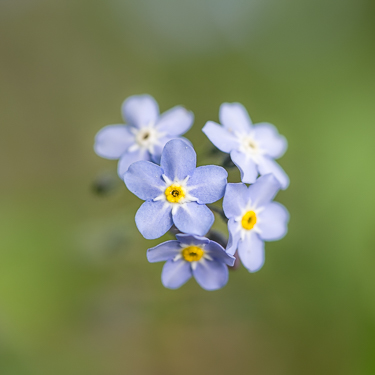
[1,0,375,374]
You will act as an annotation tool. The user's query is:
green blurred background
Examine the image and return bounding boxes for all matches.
[1,0,375,374]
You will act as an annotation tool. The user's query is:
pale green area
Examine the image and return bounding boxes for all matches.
[0,0,375,374]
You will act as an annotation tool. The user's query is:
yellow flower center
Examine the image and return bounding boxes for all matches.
[241,210,257,230]
[181,246,204,262]
[248,140,257,149]
[165,184,186,203]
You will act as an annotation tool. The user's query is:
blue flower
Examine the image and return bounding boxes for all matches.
[94,94,194,178]
[124,139,228,239]
[147,233,235,290]
[223,174,289,272]
[203,102,289,189]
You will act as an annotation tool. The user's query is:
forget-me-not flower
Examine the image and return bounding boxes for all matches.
[147,233,235,290]
[124,139,228,239]
[203,103,289,189]
[94,94,194,178]
[223,174,289,272]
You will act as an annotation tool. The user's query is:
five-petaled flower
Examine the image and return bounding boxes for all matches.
[223,174,289,272]
[147,233,235,290]
[124,139,228,239]
[203,102,289,189]
[94,94,194,178]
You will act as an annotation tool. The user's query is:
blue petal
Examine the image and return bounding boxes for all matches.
[124,160,165,200]
[177,136,193,148]
[173,202,214,236]
[161,259,192,289]
[147,240,181,262]
[257,202,289,241]
[94,125,134,159]
[204,241,235,266]
[230,150,258,184]
[160,139,196,180]
[151,136,192,164]
[252,123,287,159]
[226,218,241,255]
[238,232,265,272]
[187,166,227,204]
[121,94,159,128]
[135,201,173,239]
[247,174,281,207]
[193,260,229,290]
[176,233,209,246]
[117,149,149,178]
[155,106,194,136]
[202,121,238,153]
[223,183,248,218]
[257,156,290,190]
[219,103,252,133]
[150,135,174,162]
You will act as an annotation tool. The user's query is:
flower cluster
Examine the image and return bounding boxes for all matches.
[94,95,289,291]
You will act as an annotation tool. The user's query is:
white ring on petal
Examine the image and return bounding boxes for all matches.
[153,174,199,215]
[234,129,268,163]
[232,203,265,241]
[127,124,166,154]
